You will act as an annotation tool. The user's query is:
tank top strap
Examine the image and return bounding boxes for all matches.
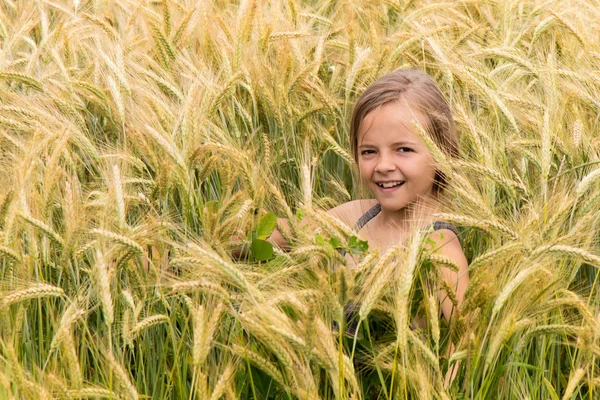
[353,203,382,231]
[422,221,462,245]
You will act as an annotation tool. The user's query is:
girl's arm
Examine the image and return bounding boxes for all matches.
[424,229,469,388]
[425,229,469,320]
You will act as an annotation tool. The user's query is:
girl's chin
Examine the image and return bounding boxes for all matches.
[375,198,409,212]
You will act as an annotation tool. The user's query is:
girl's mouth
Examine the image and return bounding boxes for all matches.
[376,181,405,191]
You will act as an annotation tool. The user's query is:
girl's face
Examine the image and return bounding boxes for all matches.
[357,102,437,213]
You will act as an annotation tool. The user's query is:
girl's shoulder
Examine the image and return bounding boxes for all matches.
[326,199,379,228]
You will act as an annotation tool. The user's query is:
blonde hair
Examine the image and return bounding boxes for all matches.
[350,69,459,193]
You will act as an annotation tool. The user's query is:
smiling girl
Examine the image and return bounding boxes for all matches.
[269,70,469,324]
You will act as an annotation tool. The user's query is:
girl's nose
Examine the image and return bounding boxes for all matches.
[374,154,397,173]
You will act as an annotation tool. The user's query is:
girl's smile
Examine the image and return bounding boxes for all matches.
[357,102,437,216]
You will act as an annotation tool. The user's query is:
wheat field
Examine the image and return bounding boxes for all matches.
[0,0,599,398]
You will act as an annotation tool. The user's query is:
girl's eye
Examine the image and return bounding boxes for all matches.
[360,150,376,155]
[398,147,413,153]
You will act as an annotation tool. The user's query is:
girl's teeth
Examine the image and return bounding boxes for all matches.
[379,182,403,188]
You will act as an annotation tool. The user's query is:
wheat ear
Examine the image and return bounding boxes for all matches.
[359,245,403,320]
[67,387,122,399]
[106,352,139,400]
[209,364,235,400]
[492,266,551,318]
[129,314,169,340]
[531,244,600,268]
[231,344,287,388]
[19,213,65,247]
[1,283,64,308]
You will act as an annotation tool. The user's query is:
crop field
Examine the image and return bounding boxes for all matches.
[0,0,599,398]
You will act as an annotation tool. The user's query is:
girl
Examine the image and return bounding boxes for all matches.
[265,69,469,389]
[268,69,469,325]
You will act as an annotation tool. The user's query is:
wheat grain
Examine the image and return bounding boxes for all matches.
[106,352,139,400]
[0,244,19,264]
[427,253,459,272]
[434,213,519,240]
[209,363,235,400]
[0,72,44,91]
[407,330,439,371]
[492,266,550,318]
[573,119,582,148]
[359,245,403,320]
[549,10,585,47]
[237,313,296,380]
[112,164,127,230]
[451,159,527,196]
[51,302,85,351]
[19,213,65,247]
[426,293,440,351]
[185,244,262,300]
[93,250,114,327]
[61,334,82,388]
[1,283,64,308]
[532,244,600,268]
[395,232,421,349]
[469,242,522,271]
[67,387,121,399]
[129,314,169,339]
[576,168,600,198]
[231,344,286,388]
[91,229,144,255]
[561,367,586,400]
[484,314,516,369]
[527,324,581,337]
[169,279,230,301]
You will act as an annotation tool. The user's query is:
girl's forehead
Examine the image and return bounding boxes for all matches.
[358,102,428,142]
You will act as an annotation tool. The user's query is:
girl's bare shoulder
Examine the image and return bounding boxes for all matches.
[326,199,379,228]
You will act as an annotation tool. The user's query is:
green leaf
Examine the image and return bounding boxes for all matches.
[296,209,304,222]
[251,238,274,261]
[348,235,369,254]
[348,236,358,248]
[315,234,325,246]
[357,239,369,252]
[329,237,341,249]
[256,212,277,240]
